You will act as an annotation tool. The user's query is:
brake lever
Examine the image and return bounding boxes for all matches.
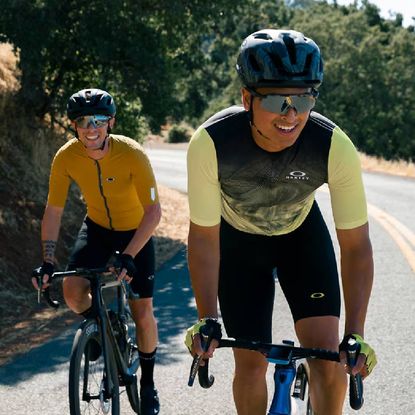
[188,323,216,388]
[188,354,203,387]
[347,338,364,410]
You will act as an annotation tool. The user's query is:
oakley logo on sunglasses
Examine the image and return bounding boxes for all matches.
[75,115,111,129]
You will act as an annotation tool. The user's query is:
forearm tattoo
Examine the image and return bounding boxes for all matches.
[42,240,57,263]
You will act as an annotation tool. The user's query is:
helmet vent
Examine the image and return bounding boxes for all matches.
[253,32,272,41]
[283,35,297,65]
[303,53,313,74]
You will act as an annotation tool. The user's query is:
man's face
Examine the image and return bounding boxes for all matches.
[72,115,115,151]
[242,86,315,152]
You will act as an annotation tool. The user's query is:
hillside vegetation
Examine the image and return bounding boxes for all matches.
[1,1,415,160]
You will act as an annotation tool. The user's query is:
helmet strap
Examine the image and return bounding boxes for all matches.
[248,94,273,142]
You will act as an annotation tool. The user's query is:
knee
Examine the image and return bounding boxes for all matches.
[62,277,90,313]
[309,360,346,388]
[234,351,268,382]
[131,300,156,331]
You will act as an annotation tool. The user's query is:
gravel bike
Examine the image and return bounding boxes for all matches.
[188,337,364,414]
[33,265,141,414]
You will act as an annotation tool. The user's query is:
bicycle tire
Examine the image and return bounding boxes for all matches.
[122,307,140,413]
[69,319,120,415]
[293,362,314,415]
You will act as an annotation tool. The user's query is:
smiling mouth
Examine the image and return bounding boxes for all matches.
[85,134,99,141]
[275,124,297,134]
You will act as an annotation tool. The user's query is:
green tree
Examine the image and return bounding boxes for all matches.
[0,0,230,138]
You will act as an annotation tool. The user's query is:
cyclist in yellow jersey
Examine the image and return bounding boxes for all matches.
[185,30,377,415]
[32,88,160,414]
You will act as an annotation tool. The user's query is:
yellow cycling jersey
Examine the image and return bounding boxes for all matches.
[48,134,159,231]
[187,107,367,236]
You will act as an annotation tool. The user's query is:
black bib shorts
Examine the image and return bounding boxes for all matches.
[67,217,155,298]
[218,202,340,343]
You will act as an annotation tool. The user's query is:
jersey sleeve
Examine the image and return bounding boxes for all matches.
[328,127,368,229]
[47,150,71,207]
[187,127,221,226]
[130,147,159,206]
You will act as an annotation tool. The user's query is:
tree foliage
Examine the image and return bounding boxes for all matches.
[0,0,414,159]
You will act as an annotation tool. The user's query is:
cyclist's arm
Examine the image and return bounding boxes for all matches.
[337,223,373,336]
[123,202,161,258]
[41,204,64,264]
[337,224,374,375]
[188,221,221,320]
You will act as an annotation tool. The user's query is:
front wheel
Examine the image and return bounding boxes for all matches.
[124,340,140,413]
[121,307,140,413]
[292,362,314,415]
[69,319,120,415]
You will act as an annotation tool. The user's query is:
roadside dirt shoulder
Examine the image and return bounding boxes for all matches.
[0,185,188,366]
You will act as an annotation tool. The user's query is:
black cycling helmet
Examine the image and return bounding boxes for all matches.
[236,29,323,89]
[67,88,116,120]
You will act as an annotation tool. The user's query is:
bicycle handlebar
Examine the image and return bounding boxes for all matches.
[189,337,364,410]
[32,266,116,309]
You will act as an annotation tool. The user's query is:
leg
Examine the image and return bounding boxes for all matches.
[126,238,160,414]
[64,218,112,314]
[63,276,91,313]
[274,203,344,414]
[233,349,269,415]
[129,298,158,353]
[218,219,275,415]
[295,316,347,415]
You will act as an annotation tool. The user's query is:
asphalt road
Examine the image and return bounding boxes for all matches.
[1,147,414,414]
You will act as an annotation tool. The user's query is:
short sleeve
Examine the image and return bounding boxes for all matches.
[328,127,368,229]
[47,150,71,207]
[187,128,221,226]
[130,148,159,206]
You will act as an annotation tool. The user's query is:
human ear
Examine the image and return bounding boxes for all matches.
[241,88,251,111]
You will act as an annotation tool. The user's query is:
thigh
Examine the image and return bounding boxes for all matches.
[113,234,156,299]
[67,217,113,269]
[276,202,340,322]
[219,220,275,342]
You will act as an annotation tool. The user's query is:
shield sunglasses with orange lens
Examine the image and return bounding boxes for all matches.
[75,114,111,129]
[248,88,318,114]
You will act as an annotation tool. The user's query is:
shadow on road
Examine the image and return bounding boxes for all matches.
[153,247,197,364]
[0,248,195,384]
[0,327,73,385]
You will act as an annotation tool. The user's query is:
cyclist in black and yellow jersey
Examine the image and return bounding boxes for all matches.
[32,88,160,414]
[185,30,377,415]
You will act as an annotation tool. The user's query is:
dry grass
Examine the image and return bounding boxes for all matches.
[0,43,19,93]
[0,184,189,365]
[360,153,415,178]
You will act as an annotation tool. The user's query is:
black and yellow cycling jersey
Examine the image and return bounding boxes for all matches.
[48,134,159,231]
[187,106,367,235]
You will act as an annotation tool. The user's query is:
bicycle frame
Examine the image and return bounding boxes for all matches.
[88,274,137,395]
[44,268,139,394]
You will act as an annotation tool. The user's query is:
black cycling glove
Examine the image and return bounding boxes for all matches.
[118,253,137,278]
[32,261,54,279]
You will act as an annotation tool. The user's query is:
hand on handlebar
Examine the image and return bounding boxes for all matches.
[185,318,222,360]
[339,333,377,379]
[113,253,136,283]
[31,262,54,290]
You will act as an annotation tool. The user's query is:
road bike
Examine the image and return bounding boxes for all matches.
[33,265,141,414]
[188,337,364,415]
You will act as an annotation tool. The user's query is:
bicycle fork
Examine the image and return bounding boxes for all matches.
[268,362,297,415]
